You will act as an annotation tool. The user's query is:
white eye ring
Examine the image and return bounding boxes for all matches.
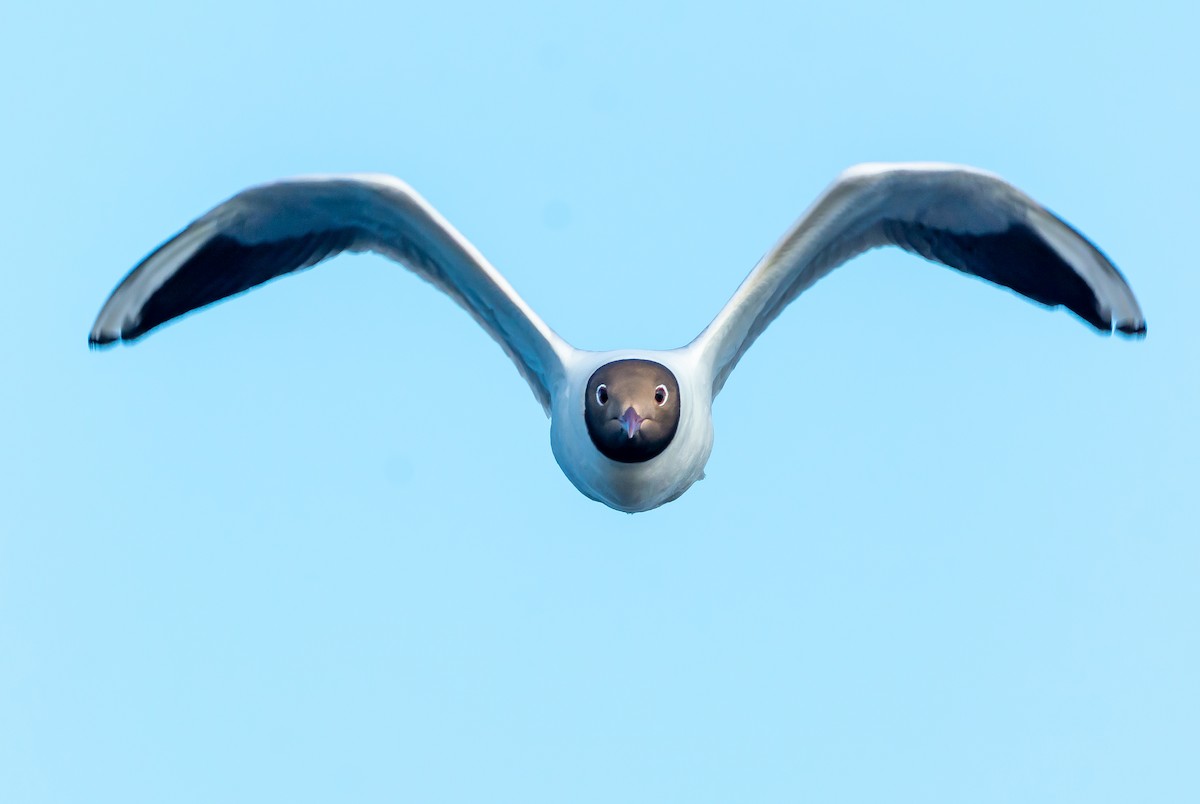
[654,384,669,406]
[596,384,608,405]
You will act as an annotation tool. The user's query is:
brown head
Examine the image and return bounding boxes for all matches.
[584,359,681,463]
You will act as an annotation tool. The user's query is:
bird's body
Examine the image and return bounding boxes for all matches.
[552,349,712,512]
[90,163,1146,512]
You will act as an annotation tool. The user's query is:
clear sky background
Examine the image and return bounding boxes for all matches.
[1,1,1196,802]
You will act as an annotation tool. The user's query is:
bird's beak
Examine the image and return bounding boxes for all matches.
[619,406,644,439]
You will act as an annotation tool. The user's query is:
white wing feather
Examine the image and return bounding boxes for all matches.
[692,163,1146,396]
[90,175,571,413]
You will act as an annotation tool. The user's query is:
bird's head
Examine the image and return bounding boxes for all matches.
[584,359,681,463]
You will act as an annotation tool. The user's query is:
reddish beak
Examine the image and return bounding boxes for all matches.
[619,406,644,439]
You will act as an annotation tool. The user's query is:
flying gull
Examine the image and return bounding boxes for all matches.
[90,163,1146,512]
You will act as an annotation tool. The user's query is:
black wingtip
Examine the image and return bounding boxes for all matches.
[1115,321,1148,339]
[88,333,118,350]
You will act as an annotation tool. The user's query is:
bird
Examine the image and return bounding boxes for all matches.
[90,162,1146,512]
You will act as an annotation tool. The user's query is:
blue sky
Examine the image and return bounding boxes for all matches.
[2,1,1197,801]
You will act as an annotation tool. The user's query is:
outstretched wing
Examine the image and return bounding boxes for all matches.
[692,163,1146,396]
[90,175,571,412]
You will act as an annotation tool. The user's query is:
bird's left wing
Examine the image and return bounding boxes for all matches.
[90,175,571,413]
[691,163,1146,397]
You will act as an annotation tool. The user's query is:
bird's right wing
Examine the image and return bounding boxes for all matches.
[90,175,572,413]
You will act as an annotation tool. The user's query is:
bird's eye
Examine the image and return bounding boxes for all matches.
[654,384,668,406]
[596,384,608,405]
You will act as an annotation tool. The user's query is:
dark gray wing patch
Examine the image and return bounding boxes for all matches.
[90,227,359,345]
[880,218,1122,333]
